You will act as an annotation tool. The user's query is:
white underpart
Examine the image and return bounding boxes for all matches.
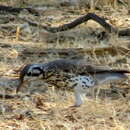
[70,75,95,87]
[68,75,95,107]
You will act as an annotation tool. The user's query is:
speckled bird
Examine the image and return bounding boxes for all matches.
[16,59,130,107]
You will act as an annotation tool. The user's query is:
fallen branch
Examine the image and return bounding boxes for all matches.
[0,94,18,99]
[20,46,130,57]
[22,13,130,36]
[23,13,116,33]
[0,5,39,16]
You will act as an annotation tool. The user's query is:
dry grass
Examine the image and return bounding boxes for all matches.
[0,1,129,130]
[1,89,130,130]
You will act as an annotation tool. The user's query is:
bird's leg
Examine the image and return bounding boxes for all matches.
[72,88,83,107]
[86,87,95,100]
[95,87,101,101]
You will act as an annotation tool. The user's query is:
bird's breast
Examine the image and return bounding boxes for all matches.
[43,72,96,91]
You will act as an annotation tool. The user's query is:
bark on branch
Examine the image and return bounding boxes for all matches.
[22,13,130,36]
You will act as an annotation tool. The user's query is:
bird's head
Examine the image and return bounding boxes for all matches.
[16,64,44,93]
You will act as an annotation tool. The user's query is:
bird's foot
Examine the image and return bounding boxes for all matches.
[69,104,81,108]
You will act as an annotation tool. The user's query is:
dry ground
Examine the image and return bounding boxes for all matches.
[0,0,130,130]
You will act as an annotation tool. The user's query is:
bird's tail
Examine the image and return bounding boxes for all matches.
[95,69,130,85]
[112,70,130,74]
[94,69,130,74]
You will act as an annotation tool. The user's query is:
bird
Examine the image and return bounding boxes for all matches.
[16,59,130,107]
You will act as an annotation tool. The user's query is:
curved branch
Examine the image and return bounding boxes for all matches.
[22,13,130,36]
[23,13,116,33]
[43,13,117,33]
